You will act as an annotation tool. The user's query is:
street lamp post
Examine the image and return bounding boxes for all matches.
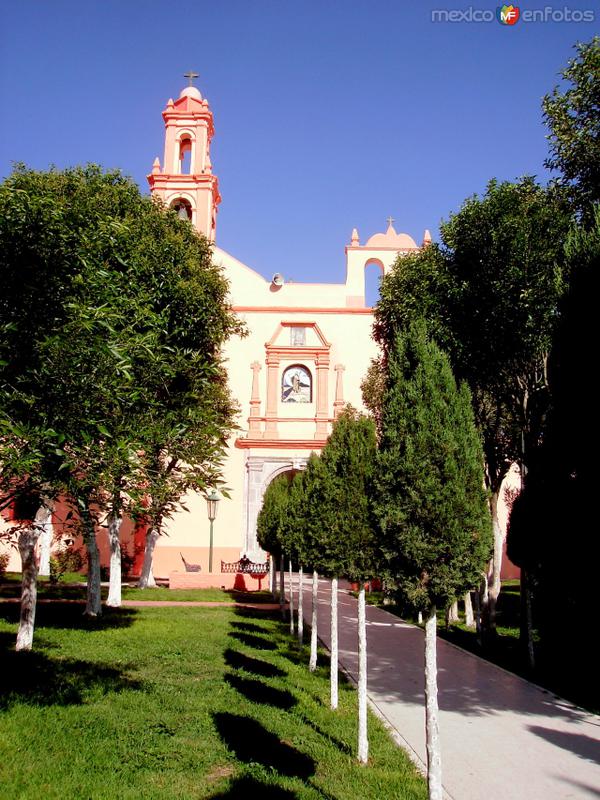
[206,490,220,573]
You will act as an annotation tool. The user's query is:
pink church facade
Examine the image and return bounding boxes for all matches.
[145,80,432,577]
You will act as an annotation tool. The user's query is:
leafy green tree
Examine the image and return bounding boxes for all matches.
[372,178,572,636]
[508,208,600,698]
[0,164,241,640]
[374,322,491,800]
[543,36,600,222]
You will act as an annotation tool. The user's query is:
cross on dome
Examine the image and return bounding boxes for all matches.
[386,215,395,228]
[184,71,199,86]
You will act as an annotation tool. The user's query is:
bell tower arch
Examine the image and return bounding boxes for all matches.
[147,73,221,241]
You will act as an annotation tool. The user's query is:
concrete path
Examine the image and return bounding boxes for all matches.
[297,576,600,800]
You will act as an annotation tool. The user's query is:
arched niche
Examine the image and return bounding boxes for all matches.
[281,364,312,403]
[170,197,193,221]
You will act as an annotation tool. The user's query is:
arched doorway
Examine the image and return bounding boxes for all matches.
[243,455,307,558]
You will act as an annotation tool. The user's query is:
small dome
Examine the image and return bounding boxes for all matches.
[180,85,202,101]
[365,223,417,250]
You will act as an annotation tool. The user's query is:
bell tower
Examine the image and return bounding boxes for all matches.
[148,73,221,241]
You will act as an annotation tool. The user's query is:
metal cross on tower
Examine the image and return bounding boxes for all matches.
[386,215,395,228]
[184,71,199,86]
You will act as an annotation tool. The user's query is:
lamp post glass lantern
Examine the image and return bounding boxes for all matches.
[206,490,220,573]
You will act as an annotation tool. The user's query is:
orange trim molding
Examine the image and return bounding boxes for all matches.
[232,306,374,315]
[235,437,328,450]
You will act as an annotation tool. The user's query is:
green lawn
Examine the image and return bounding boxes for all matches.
[0,574,275,604]
[0,600,426,799]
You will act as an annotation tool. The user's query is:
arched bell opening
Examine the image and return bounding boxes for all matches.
[364,258,385,308]
[178,135,193,174]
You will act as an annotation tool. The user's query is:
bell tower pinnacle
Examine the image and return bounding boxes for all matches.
[147,74,221,241]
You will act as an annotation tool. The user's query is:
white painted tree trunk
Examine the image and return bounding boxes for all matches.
[446,600,459,626]
[37,505,53,577]
[15,504,48,651]
[330,576,338,710]
[464,591,475,628]
[288,559,295,635]
[425,607,442,800]
[137,527,159,588]
[357,586,368,764]
[418,611,423,625]
[309,570,318,672]
[81,506,102,617]
[106,509,123,607]
[279,554,285,620]
[297,565,304,645]
[269,554,276,596]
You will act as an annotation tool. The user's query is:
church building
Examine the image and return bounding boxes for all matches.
[143,79,432,581]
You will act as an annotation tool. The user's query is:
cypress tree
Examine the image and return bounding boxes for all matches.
[374,321,491,799]
[300,408,378,760]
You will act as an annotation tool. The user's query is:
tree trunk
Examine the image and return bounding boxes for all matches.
[445,600,459,627]
[15,504,48,651]
[521,568,536,671]
[478,571,490,643]
[138,526,159,588]
[106,509,123,607]
[269,554,276,597]
[37,504,53,577]
[297,565,304,645]
[81,504,102,616]
[330,576,338,710]
[309,570,318,672]
[425,606,442,800]
[279,554,285,620]
[357,586,368,764]
[473,583,483,646]
[288,559,295,635]
[464,591,475,628]
[483,490,503,636]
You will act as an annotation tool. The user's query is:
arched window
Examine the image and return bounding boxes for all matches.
[281,364,312,403]
[170,198,192,221]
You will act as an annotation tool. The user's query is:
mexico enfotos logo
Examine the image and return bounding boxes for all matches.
[431,5,595,23]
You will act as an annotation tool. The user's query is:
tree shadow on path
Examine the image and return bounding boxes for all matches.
[229,620,269,635]
[228,630,277,651]
[224,648,286,679]
[528,724,600,765]
[0,631,141,710]
[0,600,137,631]
[213,713,315,780]
[208,775,300,799]
[224,672,296,711]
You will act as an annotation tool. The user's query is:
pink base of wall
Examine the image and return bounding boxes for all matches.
[169,571,269,591]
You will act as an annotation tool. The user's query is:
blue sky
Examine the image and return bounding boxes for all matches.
[0,1,596,285]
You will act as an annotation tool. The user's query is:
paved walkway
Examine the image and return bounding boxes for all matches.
[297,577,600,800]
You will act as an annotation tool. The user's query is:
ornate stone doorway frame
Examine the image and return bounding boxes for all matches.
[243,454,308,558]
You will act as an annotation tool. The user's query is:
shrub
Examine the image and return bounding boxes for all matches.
[49,546,85,584]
